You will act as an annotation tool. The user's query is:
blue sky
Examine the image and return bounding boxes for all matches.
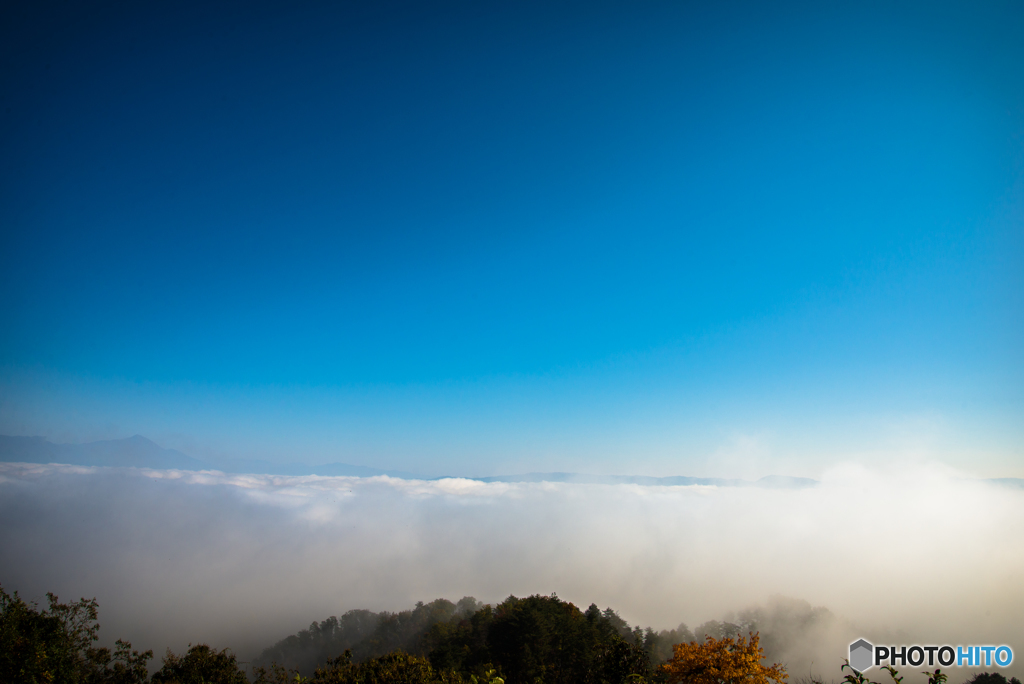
[1,0,1021,477]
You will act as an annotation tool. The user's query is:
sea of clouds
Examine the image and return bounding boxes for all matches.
[1,461,1021,679]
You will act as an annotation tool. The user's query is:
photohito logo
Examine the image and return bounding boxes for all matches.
[850,639,874,672]
[848,640,1014,672]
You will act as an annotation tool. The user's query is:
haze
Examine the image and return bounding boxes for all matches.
[1,461,1021,678]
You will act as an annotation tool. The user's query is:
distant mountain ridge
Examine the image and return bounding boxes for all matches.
[0,434,207,471]
[0,434,849,489]
[473,472,818,488]
[0,434,417,479]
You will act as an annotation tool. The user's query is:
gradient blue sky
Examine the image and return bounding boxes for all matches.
[1,0,1021,477]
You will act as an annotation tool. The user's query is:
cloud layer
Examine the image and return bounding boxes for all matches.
[1,462,1021,678]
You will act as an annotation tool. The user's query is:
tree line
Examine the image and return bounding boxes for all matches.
[2,584,1019,684]
[253,595,701,675]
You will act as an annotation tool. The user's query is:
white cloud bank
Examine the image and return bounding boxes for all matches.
[1,462,1021,678]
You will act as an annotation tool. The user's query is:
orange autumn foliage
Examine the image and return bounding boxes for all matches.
[659,632,788,684]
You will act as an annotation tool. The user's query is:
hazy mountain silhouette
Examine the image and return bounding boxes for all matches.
[216,458,422,479]
[0,436,819,485]
[473,472,818,488]
[9,435,1015,491]
[0,435,420,477]
[0,434,208,470]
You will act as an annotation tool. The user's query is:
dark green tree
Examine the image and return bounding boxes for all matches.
[0,584,151,684]
[425,594,649,684]
[84,639,155,684]
[151,643,248,684]
[962,674,1022,684]
[305,649,466,684]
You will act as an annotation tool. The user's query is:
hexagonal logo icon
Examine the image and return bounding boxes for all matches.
[849,639,874,672]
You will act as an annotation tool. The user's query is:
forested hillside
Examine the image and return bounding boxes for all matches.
[254,597,485,674]
[254,594,839,677]
[253,593,679,679]
[4,585,1018,684]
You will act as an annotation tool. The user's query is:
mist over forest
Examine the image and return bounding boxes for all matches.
[1,461,1021,681]
[251,593,838,678]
